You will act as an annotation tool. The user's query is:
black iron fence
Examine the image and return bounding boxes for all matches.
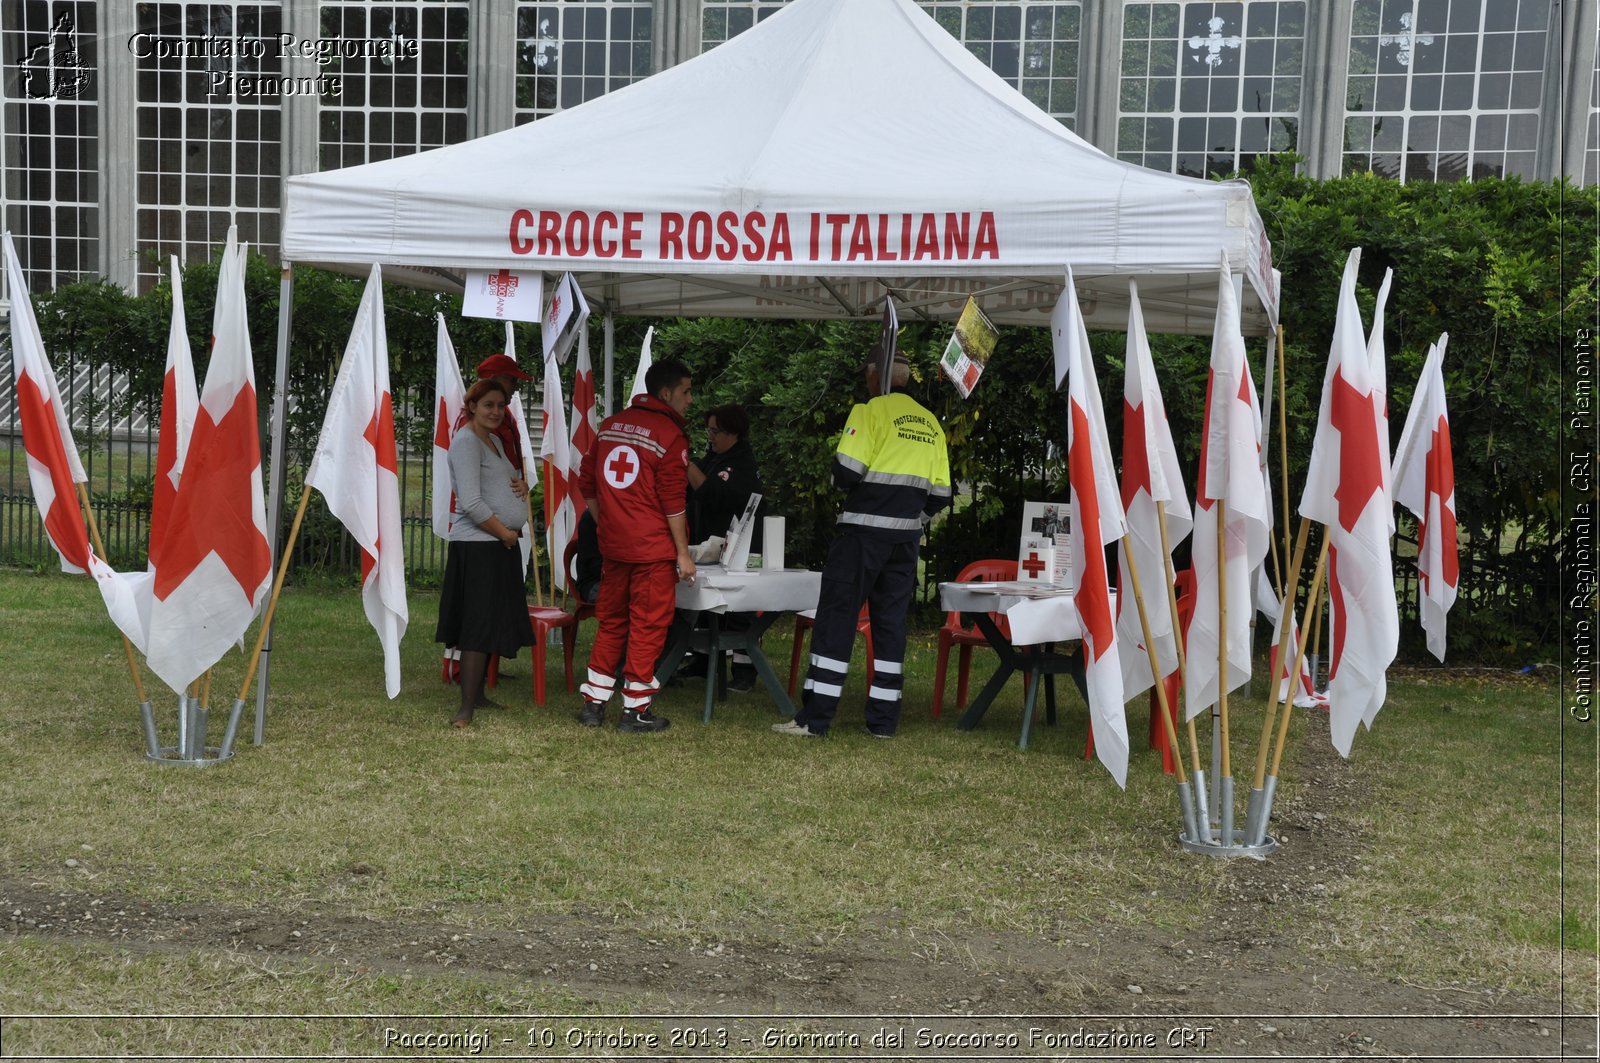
[0,356,1564,658]
[0,363,509,584]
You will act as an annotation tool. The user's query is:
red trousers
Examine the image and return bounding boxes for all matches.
[580,558,678,711]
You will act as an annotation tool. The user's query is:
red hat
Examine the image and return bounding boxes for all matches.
[476,353,531,382]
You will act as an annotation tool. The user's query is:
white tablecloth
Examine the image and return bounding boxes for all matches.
[677,564,822,614]
[939,581,1115,646]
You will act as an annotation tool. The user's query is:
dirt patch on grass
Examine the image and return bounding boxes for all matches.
[2,711,1586,1058]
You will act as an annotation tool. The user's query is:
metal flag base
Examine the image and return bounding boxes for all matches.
[1177,776,1281,858]
[143,696,245,767]
[1178,827,1280,859]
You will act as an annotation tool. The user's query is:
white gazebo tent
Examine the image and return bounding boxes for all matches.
[266,0,1278,729]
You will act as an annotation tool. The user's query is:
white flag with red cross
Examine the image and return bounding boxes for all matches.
[431,314,466,538]
[1053,269,1130,788]
[540,346,576,590]
[1299,248,1400,756]
[1393,334,1458,662]
[1183,265,1271,719]
[305,265,408,697]
[1255,566,1318,704]
[4,232,150,650]
[568,324,599,512]
[145,227,273,694]
[6,232,89,573]
[1116,279,1193,702]
[150,256,201,577]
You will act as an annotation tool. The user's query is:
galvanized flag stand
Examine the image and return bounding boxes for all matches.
[141,694,245,767]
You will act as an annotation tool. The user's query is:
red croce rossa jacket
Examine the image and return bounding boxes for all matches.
[577,394,690,564]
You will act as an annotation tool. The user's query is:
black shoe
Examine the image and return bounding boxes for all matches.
[617,708,670,733]
[728,665,757,693]
[577,702,604,728]
[676,655,708,679]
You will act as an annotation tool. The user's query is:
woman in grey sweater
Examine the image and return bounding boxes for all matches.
[435,379,535,726]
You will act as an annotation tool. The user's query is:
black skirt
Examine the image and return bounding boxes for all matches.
[435,540,536,657]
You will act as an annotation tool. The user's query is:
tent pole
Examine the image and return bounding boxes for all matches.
[256,264,295,746]
[602,313,615,417]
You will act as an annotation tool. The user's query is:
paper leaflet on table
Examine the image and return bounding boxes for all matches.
[939,296,998,399]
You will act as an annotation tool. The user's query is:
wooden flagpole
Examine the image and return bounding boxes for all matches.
[1121,546,1188,785]
[1121,540,1203,839]
[1270,537,1331,778]
[200,669,213,711]
[237,484,313,703]
[1251,517,1311,792]
[1155,503,1204,781]
[76,483,148,704]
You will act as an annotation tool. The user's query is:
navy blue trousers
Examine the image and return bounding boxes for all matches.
[795,528,918,735]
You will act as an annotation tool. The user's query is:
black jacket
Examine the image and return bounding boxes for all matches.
[687,439,762,548]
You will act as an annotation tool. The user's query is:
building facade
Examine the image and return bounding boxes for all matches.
[2,0,1596,296]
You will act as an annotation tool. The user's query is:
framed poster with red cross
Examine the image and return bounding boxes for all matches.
[1019,500,1071,584]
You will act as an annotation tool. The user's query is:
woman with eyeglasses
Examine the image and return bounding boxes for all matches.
[686,404,762,548]
[680,404,765,691]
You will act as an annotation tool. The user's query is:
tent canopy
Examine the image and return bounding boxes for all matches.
[281,0,1276,336]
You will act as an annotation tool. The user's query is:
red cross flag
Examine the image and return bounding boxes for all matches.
[540,345,576,590]
[1184,264,1270,720]
[1392,334,1457,662]
[150,256,200,575]
[5,232,89,572]
[146,227,273,694]
[305,265,408,697]
[431,314,466,538]
[4,232,148,647]
[567,323,599,513]
[1256,567,1318,704]
[1299,248,1400,756]
[1116,279,1193,702]
[1053,268,1130,788]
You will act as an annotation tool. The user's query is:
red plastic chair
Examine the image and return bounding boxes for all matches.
[506,606,577,705]
[931,559,1020,718]
[786,605,874,697]
[477,544,593,706]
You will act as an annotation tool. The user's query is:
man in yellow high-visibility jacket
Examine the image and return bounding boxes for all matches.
[774,352,951,738]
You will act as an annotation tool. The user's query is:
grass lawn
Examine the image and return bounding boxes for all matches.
[0,568,1592,1054]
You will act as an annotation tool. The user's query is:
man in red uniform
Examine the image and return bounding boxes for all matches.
[576,359,696,732]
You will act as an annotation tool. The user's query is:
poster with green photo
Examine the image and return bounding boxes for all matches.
[939,296,998,398]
